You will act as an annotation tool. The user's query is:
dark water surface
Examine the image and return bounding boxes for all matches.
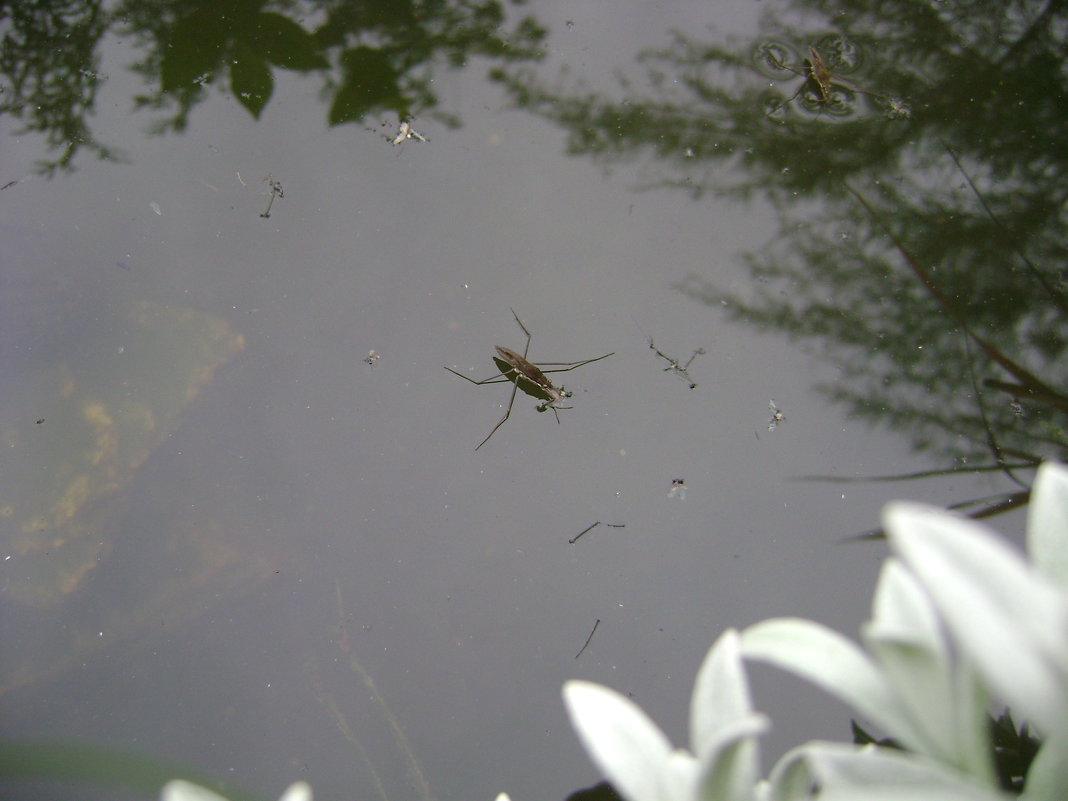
[2,2,1062,800]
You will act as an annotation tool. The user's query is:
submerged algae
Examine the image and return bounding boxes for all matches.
[1,299,245,606]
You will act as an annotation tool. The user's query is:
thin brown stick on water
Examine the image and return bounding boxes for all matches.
[569,522,625,544]
[845,184,1060,402]
[575,619,601,659]
[569,522,600,544]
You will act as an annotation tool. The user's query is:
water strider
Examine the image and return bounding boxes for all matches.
[444,308,613,450]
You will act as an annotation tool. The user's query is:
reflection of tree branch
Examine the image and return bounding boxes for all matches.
[844,489,1031,542]
[846,183,1063,406]
[490,2,1067,525]
[985,379,1068,415]
[0,0,123,174]
[2,0,547,173]
[997,0,1067,68]
[961,335,1029,489]
[942,142,1068,316]
[798,462,1040,484]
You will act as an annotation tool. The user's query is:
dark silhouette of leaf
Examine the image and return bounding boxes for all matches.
[328,46,404,125]
[160,7,228,91]
[252,11,328,71]
[230,38,273,118]
[990,710,1041,793]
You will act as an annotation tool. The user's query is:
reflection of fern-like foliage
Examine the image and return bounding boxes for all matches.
[0,0,124,175]
[493,0,1068,472]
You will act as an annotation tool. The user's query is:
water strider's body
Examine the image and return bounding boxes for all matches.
[491,346,566,407]
[445,309,613,449]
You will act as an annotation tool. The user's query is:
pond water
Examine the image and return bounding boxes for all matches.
[2,2,1063,801]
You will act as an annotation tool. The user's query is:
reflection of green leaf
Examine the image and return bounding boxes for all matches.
[328,47,404,125]
[230,39,272,118]
[253,12,328,71]
[160,9,228,91]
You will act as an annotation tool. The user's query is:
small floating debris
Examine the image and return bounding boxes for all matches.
[390,120,428,146]
[768,399,786,431]
[668,478,687,501]
[260,175,284,218]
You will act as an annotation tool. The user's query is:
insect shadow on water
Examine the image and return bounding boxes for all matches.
[634,320,705,389]
[444,308,614,450]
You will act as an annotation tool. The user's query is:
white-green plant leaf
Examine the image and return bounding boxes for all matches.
[866,560,944,657]
[768,742,1008,801]
[886,502,1068,738]
[689,629,767,800]
[862,559,993,781]
[1028,461,1068,589]
[863,560,950,749]
[563,680,697,801]
[948,655,994,784]
[693,714,769,801]
[161,781,230,801]
[1017,732,1068,801]
[278,783,311,801]
[740,618,918,743]
[689,630,754,758]
[161,781,311,801]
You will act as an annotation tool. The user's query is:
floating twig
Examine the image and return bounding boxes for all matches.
[568,521,625,544]
[575,619,601,659]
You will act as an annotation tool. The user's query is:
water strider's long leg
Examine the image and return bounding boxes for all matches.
[443,366,514,385]
[475,366,521,449]
[509,308,614,370]
[534,352,615,371]
[509,307,534,358]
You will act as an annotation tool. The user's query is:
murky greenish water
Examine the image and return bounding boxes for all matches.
[2,1,1062,800]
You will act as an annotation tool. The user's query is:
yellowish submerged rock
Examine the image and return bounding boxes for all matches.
[1,300,245,607]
